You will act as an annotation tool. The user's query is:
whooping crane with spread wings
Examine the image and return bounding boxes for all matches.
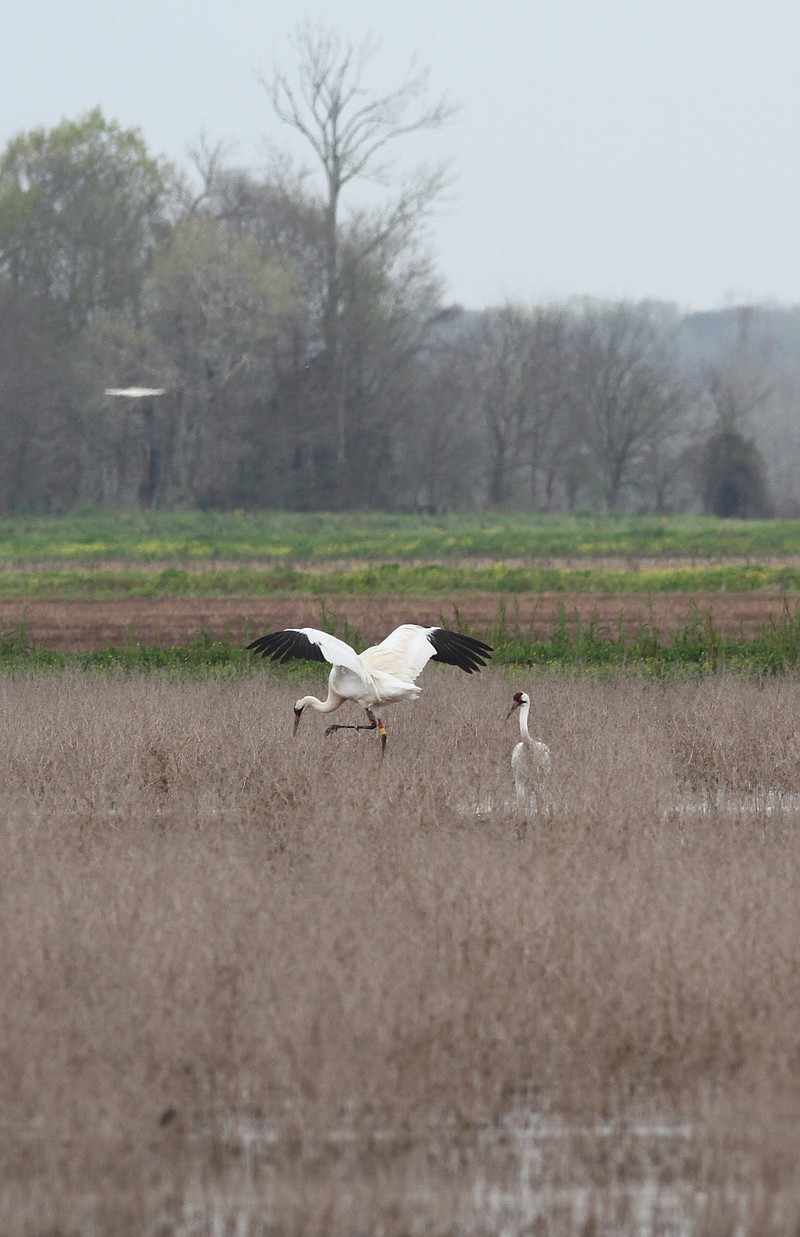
[247,623,493,754]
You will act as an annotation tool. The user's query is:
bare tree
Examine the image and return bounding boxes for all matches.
[460,306,575,510]
[522,307,573,509]
[701,306,774,431]
[259,24,455,502]
[570,301,688,511]
[0,284,73,510]
[398,317,483,512]
[466,308,533,508]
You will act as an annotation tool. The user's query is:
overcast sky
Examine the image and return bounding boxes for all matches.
[3,0,799,312]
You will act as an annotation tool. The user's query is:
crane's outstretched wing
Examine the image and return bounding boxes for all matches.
[247,627,365,677]
[364,624,493,680]
[427,627,493,672]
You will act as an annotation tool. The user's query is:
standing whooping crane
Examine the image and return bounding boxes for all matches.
[506,690,551,812]
[248,624,493,754]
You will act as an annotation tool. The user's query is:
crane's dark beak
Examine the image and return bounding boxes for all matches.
[293,706,303,735]
[505,700,521,722]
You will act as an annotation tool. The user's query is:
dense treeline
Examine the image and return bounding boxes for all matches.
[0,29,798,517]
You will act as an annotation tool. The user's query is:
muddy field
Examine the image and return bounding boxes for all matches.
[0,590,795,651]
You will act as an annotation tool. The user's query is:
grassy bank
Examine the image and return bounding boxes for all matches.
[2,561,800,598]
[2,509,800,564]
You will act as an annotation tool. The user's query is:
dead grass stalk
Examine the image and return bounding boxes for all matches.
[1,670,800,1233]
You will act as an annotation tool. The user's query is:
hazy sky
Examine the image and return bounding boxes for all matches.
[3,0,799,312]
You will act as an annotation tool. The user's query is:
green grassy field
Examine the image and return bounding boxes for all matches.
[0,561,799,598]
[3,512,800,672]
[2,511,800,601]
[2,509,800,564]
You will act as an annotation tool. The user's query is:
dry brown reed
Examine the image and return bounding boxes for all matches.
[1,668,800,1234]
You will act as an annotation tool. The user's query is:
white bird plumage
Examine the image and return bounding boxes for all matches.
[248,623,493,753]
[506,690,551,812]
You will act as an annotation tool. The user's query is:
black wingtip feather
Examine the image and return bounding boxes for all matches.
[246,629,327,664]
[427,628,493,673]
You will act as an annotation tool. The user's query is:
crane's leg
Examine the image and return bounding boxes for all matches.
[325,708,388,755]
[325,707,378,736]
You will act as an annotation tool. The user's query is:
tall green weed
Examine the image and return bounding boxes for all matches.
[3,600,800,675]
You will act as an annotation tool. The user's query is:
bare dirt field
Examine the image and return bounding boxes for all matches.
[0,590,794,650]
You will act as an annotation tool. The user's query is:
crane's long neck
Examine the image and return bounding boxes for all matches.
[296,692,341,715]
[518,700,531,742]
